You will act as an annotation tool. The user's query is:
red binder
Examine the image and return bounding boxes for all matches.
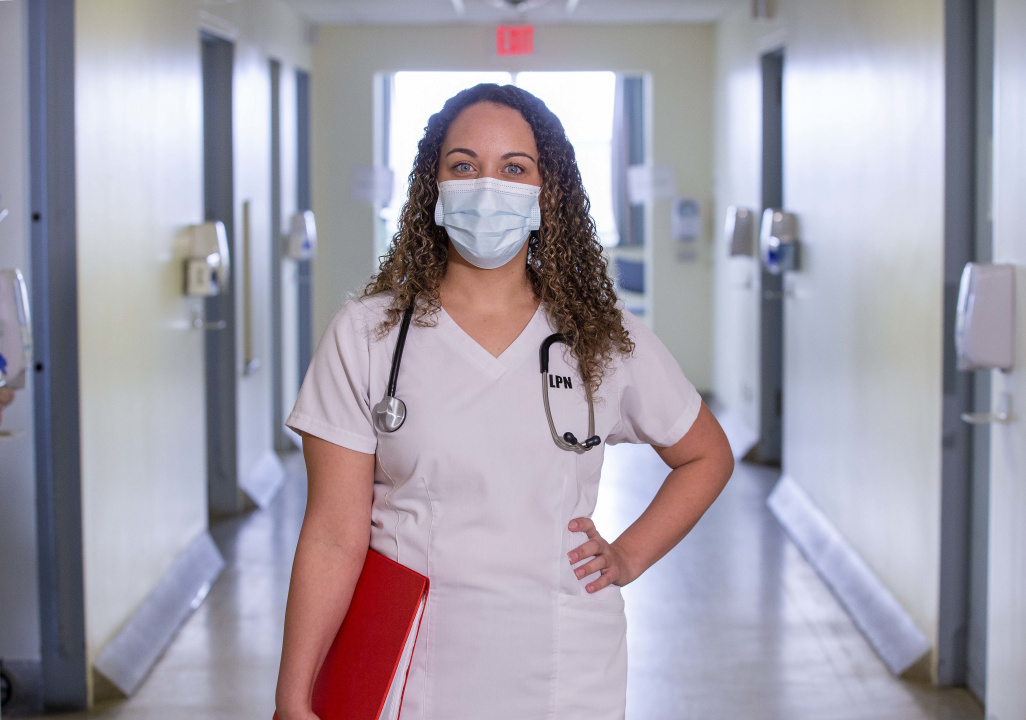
[274,549,429,720]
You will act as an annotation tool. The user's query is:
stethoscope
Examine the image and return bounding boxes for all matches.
[372,304,601,453]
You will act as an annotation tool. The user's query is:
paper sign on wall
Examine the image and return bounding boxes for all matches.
[626,164,676,204]
[351,166,394,205]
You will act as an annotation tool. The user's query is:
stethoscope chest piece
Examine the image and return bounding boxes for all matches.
[373,395,407,433]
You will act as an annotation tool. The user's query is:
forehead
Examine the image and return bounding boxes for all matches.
[441,101,538,152]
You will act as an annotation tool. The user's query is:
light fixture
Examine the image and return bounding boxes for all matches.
[490,0,550,11]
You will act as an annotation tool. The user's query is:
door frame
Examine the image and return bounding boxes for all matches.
[201,31,241,517]
[296,69,312,391]
[29,0,88,708]
[936,0,993,696]
[756,47,785,466]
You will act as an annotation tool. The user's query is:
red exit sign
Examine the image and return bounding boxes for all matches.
[496,25,534,56]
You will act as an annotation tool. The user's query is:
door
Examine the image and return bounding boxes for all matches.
[26,0,88,709]
[937,0,992,697]
[756,48,784,465]
[296,69,313,391]
[201,32,241,517]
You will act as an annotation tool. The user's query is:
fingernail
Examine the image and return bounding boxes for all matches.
[575,568,584,578]
[569,521,577,530]
[568,552,578,562]
[586,585,594,593]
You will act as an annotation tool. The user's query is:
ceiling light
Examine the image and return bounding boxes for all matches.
[490,0,550,11]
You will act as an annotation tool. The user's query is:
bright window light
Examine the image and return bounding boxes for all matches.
[514,72,618,246]
[384,72,512,253]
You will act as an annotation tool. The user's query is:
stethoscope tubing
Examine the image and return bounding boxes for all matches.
[376,303,600,453]
[540,332,599,453]
[387,305,415,398]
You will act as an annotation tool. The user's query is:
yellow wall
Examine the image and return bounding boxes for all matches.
[310,23,716,390]
[987,0,1026,715]
[713,0,945,671]
[74,0,310,702]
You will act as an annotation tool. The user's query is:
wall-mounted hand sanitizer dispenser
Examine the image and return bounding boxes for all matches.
[955,262,1015,371]
[0,268,33,391]
[760,209,800,274]
[725,206,755,257]
[185,221,230,296]
[286,210,317,261]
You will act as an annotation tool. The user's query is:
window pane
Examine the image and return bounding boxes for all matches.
[515,72,618,245]
[385,72,513,249]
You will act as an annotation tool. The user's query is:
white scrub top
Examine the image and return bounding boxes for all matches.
[286,291,701,720]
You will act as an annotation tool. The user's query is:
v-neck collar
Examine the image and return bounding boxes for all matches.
[435,301,547,380]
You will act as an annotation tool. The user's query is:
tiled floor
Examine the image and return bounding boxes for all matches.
[32,447,982,719]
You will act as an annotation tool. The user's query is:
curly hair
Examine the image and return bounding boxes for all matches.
[363,82,633,397]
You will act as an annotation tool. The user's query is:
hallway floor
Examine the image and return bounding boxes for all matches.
[35,447,982,720]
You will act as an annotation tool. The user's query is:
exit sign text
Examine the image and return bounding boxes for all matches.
[496,25,534,56]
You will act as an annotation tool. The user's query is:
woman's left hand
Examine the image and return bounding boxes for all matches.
[567,517,639,593]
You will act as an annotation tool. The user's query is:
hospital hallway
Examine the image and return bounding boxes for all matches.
[21,442,980,720]
[4,0,1026,717]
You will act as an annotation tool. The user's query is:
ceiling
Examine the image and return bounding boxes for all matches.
[277,0,736,25]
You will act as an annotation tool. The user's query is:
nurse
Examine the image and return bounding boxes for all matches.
[275,83,734,720]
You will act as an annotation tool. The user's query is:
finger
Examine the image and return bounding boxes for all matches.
[585,568,616,593]
[567,539,602,563]
[574,554,609,580]
[568,516,597,538]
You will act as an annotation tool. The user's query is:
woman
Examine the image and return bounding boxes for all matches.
[275,83,734,720]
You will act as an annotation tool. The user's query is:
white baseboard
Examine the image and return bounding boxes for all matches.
[767,475,931,675]
[240,449,287,509]
[93,531,225,696]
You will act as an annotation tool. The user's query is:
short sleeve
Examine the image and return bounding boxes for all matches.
[285,299,378,454]
[606,308,703,448]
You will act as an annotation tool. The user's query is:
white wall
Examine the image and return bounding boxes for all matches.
[0,0,41,665]
[986,1,1026,715]
[74,0,310,703]
[310,24,716,391]
[713,0,946,675]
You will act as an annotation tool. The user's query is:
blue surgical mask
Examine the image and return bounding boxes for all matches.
[433,177,542,269]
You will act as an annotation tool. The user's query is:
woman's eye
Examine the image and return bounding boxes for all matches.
[504,163,525,175]
[453,162,473,173]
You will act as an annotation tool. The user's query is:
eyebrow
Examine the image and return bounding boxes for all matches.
[444,148,537,163]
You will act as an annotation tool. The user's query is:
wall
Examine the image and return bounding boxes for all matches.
[712,0,946,671]
[74,0,310,702]
[0,0,41,666]
[310,24,716,391]
[986,0,1026,715]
